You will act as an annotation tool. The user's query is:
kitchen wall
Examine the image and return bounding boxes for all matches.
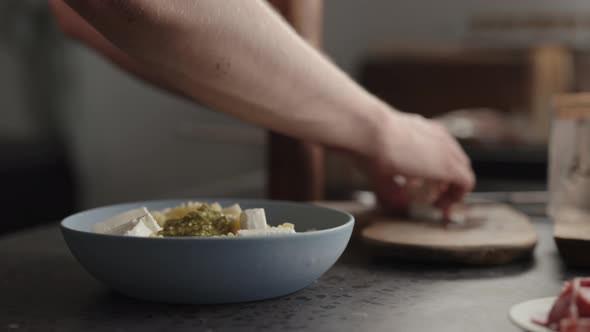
[0,49,35,140]
[0,1,51,141]
[324,0,590,74]
[62,45,268,207]
[3,0,590,208]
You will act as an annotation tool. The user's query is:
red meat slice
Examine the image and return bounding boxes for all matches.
[537,278,590,331]
[560,318,590,332]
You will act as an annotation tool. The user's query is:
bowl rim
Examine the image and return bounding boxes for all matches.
[60,198,355,241]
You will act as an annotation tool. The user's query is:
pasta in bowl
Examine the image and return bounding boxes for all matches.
[93,201,296,238]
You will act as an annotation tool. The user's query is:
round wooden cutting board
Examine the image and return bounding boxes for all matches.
[315,200,538,265]
[361,204,538,265]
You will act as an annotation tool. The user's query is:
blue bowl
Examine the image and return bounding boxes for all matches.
[61,199,354,304]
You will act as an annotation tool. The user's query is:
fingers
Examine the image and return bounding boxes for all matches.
[434,150,475,212]
[382,178,412,213]
[434,183,465,212]
[390,113,475,198]
[355,76,474,214]
[369,172,411,214]
[433,122,476,195]
[432,122,471,169]
[412,117,476,206]
[441,161,474,208]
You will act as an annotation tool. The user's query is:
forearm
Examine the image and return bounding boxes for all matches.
[188,1,383,146]
[56,0,475,208]
[65,0,392,158]
[179,13,390,158]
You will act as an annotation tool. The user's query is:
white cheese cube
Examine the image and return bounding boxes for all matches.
[239,209,267,230]
[140,213,162,233]
[94,207,151,235]
[222,204,242,216]
[237,227,295,237]
[124,218,155,237]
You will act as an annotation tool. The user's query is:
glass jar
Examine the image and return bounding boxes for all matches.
[548,93,590,218]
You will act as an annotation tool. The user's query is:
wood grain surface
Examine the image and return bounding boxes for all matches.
[316,201,538,265]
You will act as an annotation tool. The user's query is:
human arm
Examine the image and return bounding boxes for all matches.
[49,0,475,210]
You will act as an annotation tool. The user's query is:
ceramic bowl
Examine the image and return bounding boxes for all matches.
[61,199,354,304]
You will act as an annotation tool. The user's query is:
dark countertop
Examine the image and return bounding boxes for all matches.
[0,212,585,332]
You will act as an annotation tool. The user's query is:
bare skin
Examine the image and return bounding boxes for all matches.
[49,0,475,213]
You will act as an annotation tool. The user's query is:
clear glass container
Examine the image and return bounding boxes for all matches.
[548,93,590,218]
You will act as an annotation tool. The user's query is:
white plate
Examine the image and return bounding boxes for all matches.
[509,297,556,332]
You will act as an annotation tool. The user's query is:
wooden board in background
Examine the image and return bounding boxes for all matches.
[553,209,590,267]
[316,201,538,265]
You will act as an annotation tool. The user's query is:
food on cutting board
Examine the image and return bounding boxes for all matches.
[93,202,296,238]
[534,277,590,331]
[404,179,466,224]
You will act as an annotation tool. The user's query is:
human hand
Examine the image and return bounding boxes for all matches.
[49,0,475,213]
[365,110,475,217]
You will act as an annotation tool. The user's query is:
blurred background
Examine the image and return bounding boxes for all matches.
[2,0,590,233]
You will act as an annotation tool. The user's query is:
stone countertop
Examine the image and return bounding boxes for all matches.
[0,214,582,332]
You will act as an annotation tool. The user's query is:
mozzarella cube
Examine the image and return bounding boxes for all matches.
[222,203,242,216]
[94,207,161,236]
[239,209,267,230]
[237,227,295,237]
[124,218,155,237]
[94,207,151,235]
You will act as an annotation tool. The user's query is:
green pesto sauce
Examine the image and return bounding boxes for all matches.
[158,205,234,237]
